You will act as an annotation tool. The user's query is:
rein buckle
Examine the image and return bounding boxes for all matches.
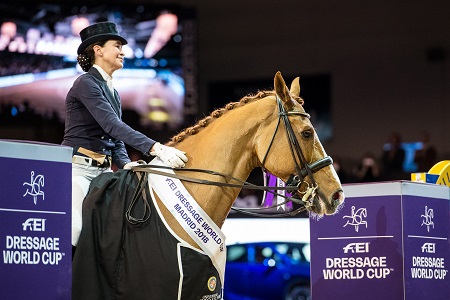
[302,183,318,208]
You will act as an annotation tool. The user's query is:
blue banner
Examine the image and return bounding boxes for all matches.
[0,141,72,299]
[310,181,449,300]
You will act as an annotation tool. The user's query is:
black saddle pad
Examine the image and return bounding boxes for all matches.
[72,170,222,300]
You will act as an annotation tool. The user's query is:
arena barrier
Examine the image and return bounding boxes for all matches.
[0,140,72,299]
[310,181,449,300]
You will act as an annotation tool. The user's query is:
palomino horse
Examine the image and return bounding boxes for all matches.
[72,71,344,300]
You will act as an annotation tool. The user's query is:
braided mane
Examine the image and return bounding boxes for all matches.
[167,90,304,146]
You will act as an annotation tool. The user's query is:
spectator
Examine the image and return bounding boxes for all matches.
[381,132,407,180]
[414,130,438,172]
[332,156,350,183]
[353,152,381,182]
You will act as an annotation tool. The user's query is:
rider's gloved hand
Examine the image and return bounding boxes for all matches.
[123,161,146,170]
[150,142,188,168]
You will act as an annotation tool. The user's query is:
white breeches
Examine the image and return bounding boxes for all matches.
[71,163,112,246]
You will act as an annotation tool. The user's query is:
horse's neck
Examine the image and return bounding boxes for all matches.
[156,104,262,249]
[181,114,258,222]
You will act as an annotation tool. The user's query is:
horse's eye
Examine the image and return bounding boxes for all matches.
[301,130,313,139]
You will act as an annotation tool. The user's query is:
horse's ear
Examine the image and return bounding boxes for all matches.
[274,71,293,110]
[290,77,300,97]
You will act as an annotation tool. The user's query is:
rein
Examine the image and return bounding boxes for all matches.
[132,164,308,217]
[133,165,299,191]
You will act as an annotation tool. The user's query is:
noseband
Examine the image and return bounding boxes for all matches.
[261,95,333,195]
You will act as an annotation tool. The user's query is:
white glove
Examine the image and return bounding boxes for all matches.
[123,161,146,170]
[150,142,188,168]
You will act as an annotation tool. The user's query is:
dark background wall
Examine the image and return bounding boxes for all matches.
[151,0,450,166]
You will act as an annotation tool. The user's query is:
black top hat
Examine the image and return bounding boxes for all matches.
[77,21,128,55]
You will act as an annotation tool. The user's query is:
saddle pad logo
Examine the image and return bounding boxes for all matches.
[207,276,217,291]
[23,171,45,205]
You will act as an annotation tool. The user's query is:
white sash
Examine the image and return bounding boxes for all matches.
[146,158,227,287]
[276,176,287,210]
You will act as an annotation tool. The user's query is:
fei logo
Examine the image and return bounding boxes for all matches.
[23,171,45,205]
[343,242,370,254]
[420,206,434,232]
[421,243,435,253]
[22,218,46,232]
[343,206,368,232]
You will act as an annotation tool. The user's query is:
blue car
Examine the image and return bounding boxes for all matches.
[224,242,311,300]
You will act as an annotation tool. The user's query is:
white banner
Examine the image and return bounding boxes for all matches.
[147,158,227,286]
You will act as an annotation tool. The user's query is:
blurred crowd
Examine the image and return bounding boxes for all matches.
[0,52,73,76]
[333,131,438,184]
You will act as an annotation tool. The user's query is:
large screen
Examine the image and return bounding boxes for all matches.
[0,2,197,141]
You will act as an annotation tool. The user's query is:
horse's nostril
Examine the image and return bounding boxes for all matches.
[332,191,344,207]
[333,199,340,208]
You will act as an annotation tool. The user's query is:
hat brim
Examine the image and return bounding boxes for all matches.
[77,34,128,55]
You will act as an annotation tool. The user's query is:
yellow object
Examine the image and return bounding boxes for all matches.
[411,172,426,182]
[428,160,450,187]
[410,172,439,184]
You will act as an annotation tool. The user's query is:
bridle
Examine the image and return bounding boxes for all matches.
[132,94,333,217]
[231,94,333,216]
[261,95,332,191]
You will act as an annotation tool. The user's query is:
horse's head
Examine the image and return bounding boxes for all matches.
[256,71,344,216]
